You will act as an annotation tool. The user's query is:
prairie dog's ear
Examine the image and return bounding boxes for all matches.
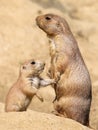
[20,65,27,71]
[22,65,26,69]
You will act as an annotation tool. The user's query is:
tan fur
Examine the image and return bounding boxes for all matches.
[5,59,55,112]
[36,14,92,126]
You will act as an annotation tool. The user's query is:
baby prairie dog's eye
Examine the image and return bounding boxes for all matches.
[45,16,51,20]
[31,61,36,65]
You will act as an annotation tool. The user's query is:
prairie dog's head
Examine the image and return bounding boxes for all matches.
[36,13,71,37]
[20,60,45,77]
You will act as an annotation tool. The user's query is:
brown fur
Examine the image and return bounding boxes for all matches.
[36,14,92,126]
[5,59,55,112]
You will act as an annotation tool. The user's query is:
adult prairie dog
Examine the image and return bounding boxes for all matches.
[36,14,92,126]
[5,59,55,112]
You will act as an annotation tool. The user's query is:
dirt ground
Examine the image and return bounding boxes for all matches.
[0,0,98,129]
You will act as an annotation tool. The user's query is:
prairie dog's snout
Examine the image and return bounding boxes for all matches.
[32,60,45,70]
[36,14,64,36]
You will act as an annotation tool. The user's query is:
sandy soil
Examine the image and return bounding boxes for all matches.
[0,103,92,130]
[0,0,98,129]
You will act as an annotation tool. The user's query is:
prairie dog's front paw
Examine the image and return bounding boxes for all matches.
[47,69,51,78]
[55,72,60,82]
[51,79,56,84]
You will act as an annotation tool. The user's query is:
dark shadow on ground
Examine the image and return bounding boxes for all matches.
[30,0,66,13]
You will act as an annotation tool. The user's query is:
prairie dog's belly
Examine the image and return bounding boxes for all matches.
[49,39,56,57]
[56,70,91,100]
[13,95,31,110]
[31,77,40,88]
[54,95,91,114]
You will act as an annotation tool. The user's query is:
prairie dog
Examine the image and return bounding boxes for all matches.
[36,14,92,126]
[5,59,55,112]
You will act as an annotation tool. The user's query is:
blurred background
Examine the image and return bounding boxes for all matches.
[0,0,98,129]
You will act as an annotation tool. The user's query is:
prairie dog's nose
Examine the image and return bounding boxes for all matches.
[41,62,45,68]
[36,16,41,23]
[43,62,45,66]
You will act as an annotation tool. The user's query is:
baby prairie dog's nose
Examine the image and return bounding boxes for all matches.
[41,62,45,66]
[40,62,45,69]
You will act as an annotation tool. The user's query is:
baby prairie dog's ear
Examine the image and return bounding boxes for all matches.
[20,65,27,73]
[22,65,27,69]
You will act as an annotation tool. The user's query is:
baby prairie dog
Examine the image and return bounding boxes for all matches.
[5,59,55,112]
[36,14,92,126]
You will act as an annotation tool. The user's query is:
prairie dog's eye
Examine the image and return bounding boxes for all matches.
[45,16,51,20]
[31,61,35,65]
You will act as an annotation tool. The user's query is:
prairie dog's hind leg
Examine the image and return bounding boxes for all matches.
[51,110,67,118]
[36,93,44,102]
[6,104,20,112]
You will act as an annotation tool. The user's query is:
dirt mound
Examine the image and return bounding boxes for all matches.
[0,103,92,130]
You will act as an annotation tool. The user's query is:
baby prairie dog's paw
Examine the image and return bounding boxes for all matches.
[51,79,56,84]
